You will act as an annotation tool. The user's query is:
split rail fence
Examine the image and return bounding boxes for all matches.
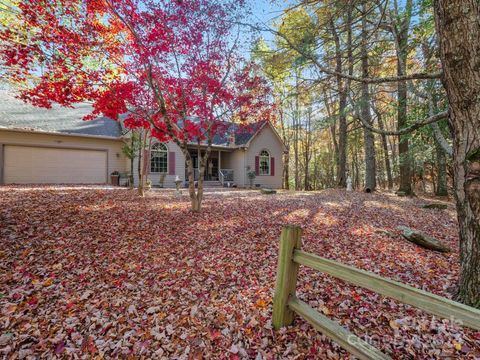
[272,225,480,360]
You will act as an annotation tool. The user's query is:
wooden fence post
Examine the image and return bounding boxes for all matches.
[272,225,303,329]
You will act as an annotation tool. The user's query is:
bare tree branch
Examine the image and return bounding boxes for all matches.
[427,90,453,156]
[356,110,448,136]
[238,22,443,84]
[431,122,453,156]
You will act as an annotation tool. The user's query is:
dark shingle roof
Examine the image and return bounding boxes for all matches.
[0,90,122,138]
[0,90,269,145]
[211,121,266,146]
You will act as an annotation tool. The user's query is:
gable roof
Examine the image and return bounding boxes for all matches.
[0,90,123,138]
[210,121,267,147]
[0,90,284,148]
[243,120,287,151]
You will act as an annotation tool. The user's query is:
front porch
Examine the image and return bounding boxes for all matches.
[185,148,235,186]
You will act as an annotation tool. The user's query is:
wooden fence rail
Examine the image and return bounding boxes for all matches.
[272,225,480,360]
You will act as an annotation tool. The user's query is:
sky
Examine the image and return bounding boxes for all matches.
[246,0,294,44]
[249,0,285,26]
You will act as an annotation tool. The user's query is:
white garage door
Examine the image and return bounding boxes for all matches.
[4,146,107,184]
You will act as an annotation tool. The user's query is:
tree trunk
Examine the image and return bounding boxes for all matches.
[284,151,290,190]
[352,130,361,189]
[361,106,377,189]
[197,145,211,211]
[182,143,212,212]
[337,99,348,188]
[389,132,398,185]
[129,136,135,189]
[304,154,309,190]
[137,133,144,197]
[329,15,350,188]
[435,141,448,196]
[184,149,204,212]
[279,107,290,190]
[329,122,338,187]
[397,75,412,194]
[393,0,414,195]
[185,153,199,211]
[428,85,449,197]
[434,0,480,308]
[303,108,312,191]
[294,70,300,191]
[360,4,376,192]
[324,91,339,186]
[376,111,394,189]
[330,121,338,165]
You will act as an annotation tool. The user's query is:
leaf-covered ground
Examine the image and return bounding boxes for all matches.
[1,186,479,359]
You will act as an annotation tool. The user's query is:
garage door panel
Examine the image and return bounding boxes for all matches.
[4,146,107,184]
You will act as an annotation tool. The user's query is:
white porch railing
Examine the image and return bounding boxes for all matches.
[187,168,233,185]
[219,169,234,186]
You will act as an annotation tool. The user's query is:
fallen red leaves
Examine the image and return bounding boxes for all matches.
[0,186,479,358]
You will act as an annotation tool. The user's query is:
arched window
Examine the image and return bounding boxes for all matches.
[150,143,168,173]
[259,149,270,175]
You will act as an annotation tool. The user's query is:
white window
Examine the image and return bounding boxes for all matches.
[150,143,168,173]
[259,149,270,175]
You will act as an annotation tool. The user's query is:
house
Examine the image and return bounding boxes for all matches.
[0,90,286,188]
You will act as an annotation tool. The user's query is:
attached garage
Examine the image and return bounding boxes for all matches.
[0,90,128,185]
[3,145,107,184]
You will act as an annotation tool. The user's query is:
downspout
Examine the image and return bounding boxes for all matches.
[243,147,247,187]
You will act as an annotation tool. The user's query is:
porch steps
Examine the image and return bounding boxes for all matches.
[202,180,223,188]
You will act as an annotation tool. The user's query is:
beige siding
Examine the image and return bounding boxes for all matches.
[219,150,233,169]
[229,148,246,186]
[130,124,284,188]
[134,141,185,188]
[245,124,284,188]
[217,150,237,182]
[0,129,127,184]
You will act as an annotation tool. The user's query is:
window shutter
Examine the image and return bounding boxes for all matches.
[168,152,175,175]
[255,156,259,176]
[271,157,275,176]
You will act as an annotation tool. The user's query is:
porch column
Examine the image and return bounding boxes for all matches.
[218,150,221,170]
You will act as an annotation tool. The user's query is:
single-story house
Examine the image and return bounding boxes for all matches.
[0,90,286,188]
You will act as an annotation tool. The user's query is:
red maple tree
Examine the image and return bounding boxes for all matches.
[1,0,274,211]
